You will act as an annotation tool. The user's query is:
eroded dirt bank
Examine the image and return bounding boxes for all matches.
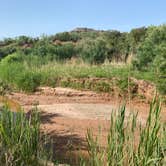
[5,87,166,165]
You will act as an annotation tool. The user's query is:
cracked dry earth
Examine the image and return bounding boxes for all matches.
[5,87,166,164]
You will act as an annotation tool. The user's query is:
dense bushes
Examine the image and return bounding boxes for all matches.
[0,45,17,59]
[0,38,14,46]
[129,27,147,54]
[0,25,153,64]
[15,71,41,92]
[0,55,41,92]
[1,53,23,64]
[53,32,81,42]
[32,39,76,61]
[133,25,166,94]
[0,55,155,96]
[54,43,76,60]
[133,25,166,69]
[103,31,129,62]
[0,24,165,65]
[16,36,36,46]
[77,39,108,64]
[0,24,165,94]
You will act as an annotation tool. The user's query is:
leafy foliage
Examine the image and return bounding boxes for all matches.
[0,24,165,94]
[133,25,166,93]
[77,39,108,64]
[53,32,81,42]
[103,31,129,62]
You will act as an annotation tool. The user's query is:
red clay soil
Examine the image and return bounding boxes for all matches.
[6,87,166,165]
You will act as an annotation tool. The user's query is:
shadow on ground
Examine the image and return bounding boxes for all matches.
[40,111,62,124]
[40,111,88,165]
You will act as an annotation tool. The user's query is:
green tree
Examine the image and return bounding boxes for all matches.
[53,32,81,42]
[77,39,108,64]
[134,25,166,70]
[129,27,147,54]
[103,31,129,62]
[54,43,76,60]
[133,24,166,94]
[16,36,34,46]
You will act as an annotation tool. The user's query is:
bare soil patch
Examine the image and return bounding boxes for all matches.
[6,87,166,165]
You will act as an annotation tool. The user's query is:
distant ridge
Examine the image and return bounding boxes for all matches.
[71,27,97,32]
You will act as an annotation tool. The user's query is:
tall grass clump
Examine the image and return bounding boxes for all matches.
[0,53,159,94]
[82,99,166,166]
[0,106,52,166]
[0,54,42,92]
[15,71,42,92]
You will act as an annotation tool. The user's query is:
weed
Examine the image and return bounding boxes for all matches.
[81,99,166,165]
[0,106,52,165]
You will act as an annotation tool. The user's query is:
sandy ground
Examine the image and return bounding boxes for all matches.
[3,87,166,165]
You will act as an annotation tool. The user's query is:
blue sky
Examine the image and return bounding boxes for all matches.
[0,0,165,38]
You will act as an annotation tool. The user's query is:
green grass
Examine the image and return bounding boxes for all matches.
[0,53,163,96]
[81,98,166,166]
[0,55,157,94]
[0,106,52,166]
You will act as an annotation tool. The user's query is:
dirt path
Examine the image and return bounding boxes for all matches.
[6,87,166,165]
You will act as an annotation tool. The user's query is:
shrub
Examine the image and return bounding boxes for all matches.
[153,43,166,94]
[15,71,41,92]
[0,53,23,64]
[133,25,166,94]
[54,43,76,60]
[53,32,81,42]
[133,25,166,70]
[77,39,108,64]
[92,81,112,93]
[16,36,34,46]
[0,62,25,85]
[103,31,130,62]
[0,45,17,59]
